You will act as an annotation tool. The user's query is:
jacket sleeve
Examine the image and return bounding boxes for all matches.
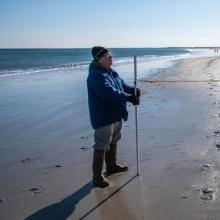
[121,79,135,95]
[88,73,127,105]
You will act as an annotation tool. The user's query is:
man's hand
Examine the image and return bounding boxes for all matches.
[126,95,140,105]
[132,88,141,97]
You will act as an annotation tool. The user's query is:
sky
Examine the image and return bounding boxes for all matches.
[1,0,220,48]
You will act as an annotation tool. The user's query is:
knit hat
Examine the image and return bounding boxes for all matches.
[91,46,109,61]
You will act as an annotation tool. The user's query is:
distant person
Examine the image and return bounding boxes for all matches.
[87,46,141,188]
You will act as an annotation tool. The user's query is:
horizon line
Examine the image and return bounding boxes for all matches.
[0,46,220,49]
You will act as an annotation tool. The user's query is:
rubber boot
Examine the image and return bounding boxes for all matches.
[105,143,128,176]
[93,149,109,188]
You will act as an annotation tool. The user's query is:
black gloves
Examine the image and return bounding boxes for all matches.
[126,95,140,105]
[126,87,141,105]
[132,87,141,97]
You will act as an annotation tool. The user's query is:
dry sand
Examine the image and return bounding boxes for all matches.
[1,56,220,219]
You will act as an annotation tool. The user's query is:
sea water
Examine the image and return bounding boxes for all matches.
[0,47,215,79]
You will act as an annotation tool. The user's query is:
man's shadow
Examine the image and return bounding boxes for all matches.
[24,181,93,220]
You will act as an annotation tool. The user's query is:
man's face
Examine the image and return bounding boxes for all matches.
[99,52,113,69]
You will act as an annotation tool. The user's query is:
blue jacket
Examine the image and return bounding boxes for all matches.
[87,62,134,129]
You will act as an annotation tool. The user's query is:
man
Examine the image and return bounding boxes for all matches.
[87,46,141,188]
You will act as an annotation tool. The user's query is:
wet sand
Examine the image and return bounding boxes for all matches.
[1,56,220,219]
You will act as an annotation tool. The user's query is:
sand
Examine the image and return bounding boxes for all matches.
[1,56,220,219]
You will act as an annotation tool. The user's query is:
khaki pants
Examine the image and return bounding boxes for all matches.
[93,120,122,151]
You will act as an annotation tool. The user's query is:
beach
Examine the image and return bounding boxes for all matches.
[1,56,220,219]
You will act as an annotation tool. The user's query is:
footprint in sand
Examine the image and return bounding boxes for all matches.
[21,156,42,163]
[140,111,147,115]
[214,131,220,137]
[201,187,214,201]
[55,164,63,168]
[80,135,92,140]
[80,146,89,151]
[215,144,220,150]
[201,163,212,171]
[29,186,45,194]
[211,114,220,118]
[0,198,5,203]
[181,195,189,199]
[38,164,63,172]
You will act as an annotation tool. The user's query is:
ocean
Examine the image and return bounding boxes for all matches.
[0,48,215,78]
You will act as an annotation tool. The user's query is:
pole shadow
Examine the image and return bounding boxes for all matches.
[79,174,137,220]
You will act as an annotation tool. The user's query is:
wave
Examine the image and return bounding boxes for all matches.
[0,62,90,77]
[0,48,214,78]
[0,56,172,77]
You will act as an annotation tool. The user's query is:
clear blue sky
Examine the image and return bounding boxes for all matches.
[1,0,220,48]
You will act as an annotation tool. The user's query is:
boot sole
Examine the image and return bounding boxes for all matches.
[93,181,109,188]
[105,168,128,176]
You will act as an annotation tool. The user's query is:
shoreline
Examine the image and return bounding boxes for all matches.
[1,56,220,219]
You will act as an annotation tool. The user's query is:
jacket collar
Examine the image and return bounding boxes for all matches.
[91,61,118,77]
[92,60,112,71]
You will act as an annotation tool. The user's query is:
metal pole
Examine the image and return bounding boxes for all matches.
[134,55,139,176]
[140,79,220,83]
